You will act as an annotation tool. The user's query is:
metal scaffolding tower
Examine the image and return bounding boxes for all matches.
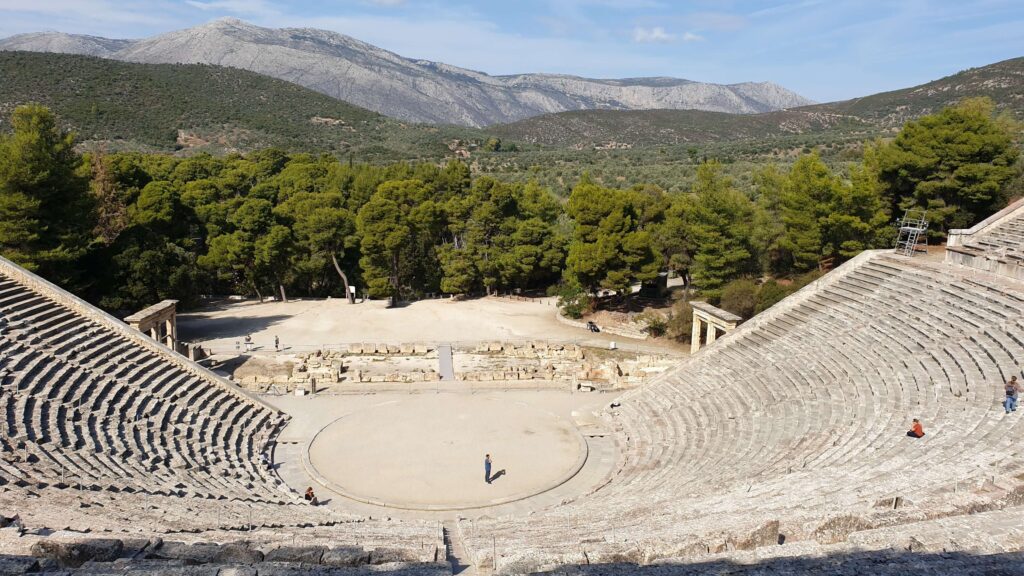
[894,209,928,257]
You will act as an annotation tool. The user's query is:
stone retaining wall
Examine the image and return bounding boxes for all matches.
[553,311,648,340]
[236,341,674,392]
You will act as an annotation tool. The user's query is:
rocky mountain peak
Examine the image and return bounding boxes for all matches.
[0,19,814,127]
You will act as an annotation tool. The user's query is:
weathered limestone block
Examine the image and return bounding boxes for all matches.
[812,515,873,544]
[587,546,644,565]
[369,547,419,564]
[31,539,124,568]
[322,546,369,566]
[730,520,780,550]
[218,567,257,576]
[413,344,428,354]
[907,536,931,552]
[648,540,709,562]
[146,541,220,563]
[0,557,39,574]
[264,545,326,564]
[214,543,264,564]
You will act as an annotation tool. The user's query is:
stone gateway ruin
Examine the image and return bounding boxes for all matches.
[1,201,1024,574]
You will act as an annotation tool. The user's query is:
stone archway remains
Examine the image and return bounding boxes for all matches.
[125,300,178,349]
[690,301,742,354]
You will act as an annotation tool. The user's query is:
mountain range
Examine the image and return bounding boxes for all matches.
[0,18,812,127]
[492,56,1024,149]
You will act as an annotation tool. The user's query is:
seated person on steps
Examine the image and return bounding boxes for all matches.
[907,418,925,438]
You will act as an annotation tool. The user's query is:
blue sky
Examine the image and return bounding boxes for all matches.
[1,0,1022,103]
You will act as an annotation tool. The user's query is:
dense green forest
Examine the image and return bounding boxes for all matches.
[0,51,479,159]
[0,99,1019,342]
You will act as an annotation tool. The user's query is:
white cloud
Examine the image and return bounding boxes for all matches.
[682,31,703,42]
[632,26,674,43]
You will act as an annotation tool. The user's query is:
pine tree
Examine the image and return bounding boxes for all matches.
[686,162,754,301]
[874,97,1020,235]
[0,105,93,284]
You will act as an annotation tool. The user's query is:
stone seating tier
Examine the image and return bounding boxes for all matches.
[3,242,1024,574]
[460,252,1024,569]
[0,265,289,506]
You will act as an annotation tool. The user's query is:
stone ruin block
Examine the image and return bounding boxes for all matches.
[812,515,872,545]
[413,344,429,354]
[729,520,781,551]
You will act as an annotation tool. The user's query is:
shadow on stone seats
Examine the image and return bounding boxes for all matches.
[517,549,1024,576]
[8,548,1021,574]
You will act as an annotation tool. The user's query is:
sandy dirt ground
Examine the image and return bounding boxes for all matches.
[267,390,610,513]
[305,394,584,509]
[178,296,683,355]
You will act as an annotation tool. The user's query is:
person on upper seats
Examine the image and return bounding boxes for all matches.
[907,418,925,438]
[304,486,318,505]
[1005,376,1020,414]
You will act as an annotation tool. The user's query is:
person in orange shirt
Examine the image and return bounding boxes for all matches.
[907,418,924,438]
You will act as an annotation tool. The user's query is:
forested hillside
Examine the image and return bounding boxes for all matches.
[0,101,1018,344]
[0,51,478,158]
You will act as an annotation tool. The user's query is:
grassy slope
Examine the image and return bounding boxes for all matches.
[0,51,479,159]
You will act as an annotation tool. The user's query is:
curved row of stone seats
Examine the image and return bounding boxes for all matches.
[461,251,1024,571]
[0,258,289,508]
[946,198,1024,280]
[1,518,446,574]
[0,483,444,550]
[963,211,1024,254]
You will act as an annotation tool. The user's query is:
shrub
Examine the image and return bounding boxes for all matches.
[667,299,694,342]
[791,270,824,291]
[755,280,791,314]
[720,278,758,319]
[637,311,668,338]
[555,280,589,320]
